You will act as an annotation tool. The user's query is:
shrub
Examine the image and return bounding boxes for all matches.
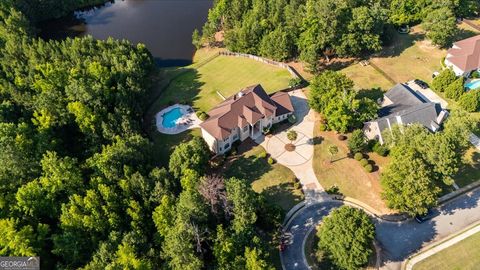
[319,122,327,131]
[258,151,267,159]
[288,114,297,124]
[471,71,480,79]
[459,90,480,112]
[289,77,303,88]
[293,179,301,190]
[354,152,364,161]
[262,126,270,135]
[364,164,373,173]
[267,157,275,164]
[338,134,347,141]
[444,77,465,101]
[372,142,389,157]
[325,185,341,195]
[366,139,377,151]
[359,158,369,167]
[348,129,366,153]
[196,111,208,121]
[432,68,457,92]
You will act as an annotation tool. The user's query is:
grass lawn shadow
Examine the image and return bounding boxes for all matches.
[223,144,304,212]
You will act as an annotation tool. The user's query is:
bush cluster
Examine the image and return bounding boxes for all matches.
[354,152,364,161]
[372,142,389,157]
[267,157,275,165]
[196,111,209,121]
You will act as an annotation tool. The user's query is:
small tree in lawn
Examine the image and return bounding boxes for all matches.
[328,145,338,163]
[287,130,298,144]
[348,129,366,154]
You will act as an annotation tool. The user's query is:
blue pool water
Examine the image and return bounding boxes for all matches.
[162,108,184,128]
[465,80,480,90]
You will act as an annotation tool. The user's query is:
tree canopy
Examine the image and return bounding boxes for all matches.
[317,206,375,270]
[0,2,281,269]
[308,71,378,133]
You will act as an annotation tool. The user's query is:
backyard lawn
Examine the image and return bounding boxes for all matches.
[151,128,202,167]
[149,48,293,114]
[224,144,304,212]
[312,127,393,214]
[340,63,394,91]
[413,231,480,270]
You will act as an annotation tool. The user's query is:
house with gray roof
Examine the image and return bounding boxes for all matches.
[363,84,448,144]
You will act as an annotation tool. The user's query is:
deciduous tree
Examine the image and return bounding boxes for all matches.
[317,206,375,270]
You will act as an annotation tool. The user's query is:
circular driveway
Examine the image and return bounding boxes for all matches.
[265,130,313,166]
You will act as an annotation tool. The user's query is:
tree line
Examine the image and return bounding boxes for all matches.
[201,0,479,70]
[0,2,280,269]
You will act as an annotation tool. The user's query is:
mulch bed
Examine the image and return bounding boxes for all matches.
[285,143,296,152]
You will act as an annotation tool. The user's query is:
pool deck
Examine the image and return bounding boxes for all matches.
[156,104,201,135]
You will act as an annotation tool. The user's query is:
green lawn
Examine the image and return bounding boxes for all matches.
[150,51,293,114]
[224,145,304,212]
[340,63,394,91]
[150,128,202,167]
[413,231,480,270]
[454,147,480,188]
[313,128,393,214]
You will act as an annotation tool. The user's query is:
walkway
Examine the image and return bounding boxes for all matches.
[280,186,480,270]
[258,90,326,200]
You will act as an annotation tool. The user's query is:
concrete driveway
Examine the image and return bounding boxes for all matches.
[280,187,480,270]
[258,90,325,197]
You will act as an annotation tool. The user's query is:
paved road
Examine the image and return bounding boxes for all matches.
[281,201,343,270]
[280,187,480,270]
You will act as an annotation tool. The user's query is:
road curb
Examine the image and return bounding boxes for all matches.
[331,195,411,222]
[402,220,480,270]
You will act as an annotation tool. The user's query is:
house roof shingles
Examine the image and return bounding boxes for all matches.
[446,35,480,72]
[200,84,294,140]
[372,84,444,136]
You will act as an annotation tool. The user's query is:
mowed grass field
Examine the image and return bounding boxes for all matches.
[413,231,480,270]
[340,64,394,90]
[151,49,293,113]
[312,128,393,214]
[369,26,446,84]
[224,145,304,212]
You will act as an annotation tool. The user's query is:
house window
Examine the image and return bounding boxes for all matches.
[224,143,230,149]
[223,137,229,143]
[233,134,239,140]
[243,126,248,132]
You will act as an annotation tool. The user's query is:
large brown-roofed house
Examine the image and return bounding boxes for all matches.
[200,84,294,154]
[445,35,480,76]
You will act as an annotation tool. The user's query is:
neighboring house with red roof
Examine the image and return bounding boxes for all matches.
[445,35,480,76]
[200,84,294,154]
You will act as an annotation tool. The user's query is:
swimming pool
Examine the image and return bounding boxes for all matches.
[162,107,184,128]
[465,79,480,90]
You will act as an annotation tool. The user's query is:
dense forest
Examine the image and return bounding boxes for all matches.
[0,1,280,269]
[201,0,479,69]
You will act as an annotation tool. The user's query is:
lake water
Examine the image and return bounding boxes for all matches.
[39,0,213,67]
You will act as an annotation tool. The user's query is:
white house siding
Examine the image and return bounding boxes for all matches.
[273,112,292,124]
[201,128,218,153]
[363,121,381,142]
